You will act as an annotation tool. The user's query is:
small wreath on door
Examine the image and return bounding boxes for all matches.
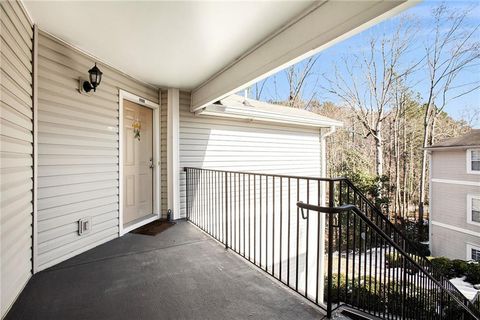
[132,120,141,141]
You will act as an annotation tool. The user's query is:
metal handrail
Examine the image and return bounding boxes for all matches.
[297,201,480,320]
[340,178,476,311]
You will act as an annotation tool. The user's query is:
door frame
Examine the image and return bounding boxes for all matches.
[118,89,160,236]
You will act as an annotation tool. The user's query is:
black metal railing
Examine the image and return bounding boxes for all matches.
[297,202,480,320]
[185,167,336,309]
[334,179,480,318]
[184,167,479,319]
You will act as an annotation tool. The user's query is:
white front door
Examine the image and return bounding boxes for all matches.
[122,99,153,226]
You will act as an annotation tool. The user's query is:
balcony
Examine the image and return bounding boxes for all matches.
[5,221,325,320]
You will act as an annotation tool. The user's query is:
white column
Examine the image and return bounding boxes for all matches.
[167,88,180,220]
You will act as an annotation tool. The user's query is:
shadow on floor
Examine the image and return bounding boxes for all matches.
[6,221,325,320]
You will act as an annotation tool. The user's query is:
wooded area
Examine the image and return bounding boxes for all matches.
[250,3,479,228]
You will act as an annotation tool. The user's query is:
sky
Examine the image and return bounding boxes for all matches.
[247,0,480,128]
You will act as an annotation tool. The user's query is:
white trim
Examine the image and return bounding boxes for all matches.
[466,243,480,261]
[167,88,181,219]
[119,89,161,236]
[431,178,480,187]
[466,148,480,175]
[467,194,480,227]
[32,24,39,274]
[196,104,343,128]
[431,220,480,238]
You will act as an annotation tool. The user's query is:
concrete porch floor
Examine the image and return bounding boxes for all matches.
[6,221,325,320]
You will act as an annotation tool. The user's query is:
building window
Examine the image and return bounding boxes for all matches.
[467,195,480,225]
[473,249,480,262]
[467,149,480,174]
[467,244,480,262]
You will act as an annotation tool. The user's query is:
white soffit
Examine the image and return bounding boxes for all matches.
[23,0,315,89]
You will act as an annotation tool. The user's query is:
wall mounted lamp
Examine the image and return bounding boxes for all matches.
[79,63,103,94]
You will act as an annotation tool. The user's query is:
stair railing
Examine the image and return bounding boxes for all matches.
[297,200,480,320]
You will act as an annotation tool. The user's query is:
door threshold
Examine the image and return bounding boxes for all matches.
[121,214,158,235]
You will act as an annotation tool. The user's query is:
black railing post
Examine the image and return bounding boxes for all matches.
[225,171,229,250]
[185,168,189,221]
[326,180,335,318]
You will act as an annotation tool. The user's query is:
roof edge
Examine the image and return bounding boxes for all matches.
[426,145,480,151]
[197,104,344,128]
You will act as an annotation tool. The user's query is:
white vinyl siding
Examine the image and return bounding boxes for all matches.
[36,31,158,271]
[0,1,33,317]
[179,92,322,218]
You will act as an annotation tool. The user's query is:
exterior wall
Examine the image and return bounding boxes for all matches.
[431,224,480,260]
[36,31,159,271]
[431,149,479,182]
[430,149,480,259]
[0,1,34,317]
[431,182,480,233]
[178,91,322,218]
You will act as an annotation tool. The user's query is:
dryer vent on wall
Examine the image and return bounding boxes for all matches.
[78,218,92,236]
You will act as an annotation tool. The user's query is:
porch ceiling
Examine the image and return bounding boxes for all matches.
[23,0,313,89]
[23,0,414,109]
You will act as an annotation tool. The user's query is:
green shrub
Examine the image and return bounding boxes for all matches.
[325,274,386,312]
[429,257,472,280]
[451,259,469,278]
[465,262,480,285]
[386,252,423,273]
[430,257,455,278]
[413,242,431,257]
[386,280,436,319]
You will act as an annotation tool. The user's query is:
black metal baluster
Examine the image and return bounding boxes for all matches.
[254,174,257,265]
[296,178,300,292]
[326,180,334,318]
[315,179,320,304]
[305,179,309,297]
[243,173,246,257]
[273,176,275,277]
[266,175,269,273]
[260,175,263,269]
[287,177,291,287]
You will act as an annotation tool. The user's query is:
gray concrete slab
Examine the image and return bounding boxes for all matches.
[6,221,326,320]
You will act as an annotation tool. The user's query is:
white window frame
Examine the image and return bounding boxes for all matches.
[466,148,480,174]
[467,194,480,227]
[466,243,480,261]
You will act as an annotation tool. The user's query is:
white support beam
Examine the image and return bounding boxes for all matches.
[191,0,416,112]
[167,88,181,220]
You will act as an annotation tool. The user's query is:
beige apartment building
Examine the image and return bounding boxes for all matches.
[428,129,480,261]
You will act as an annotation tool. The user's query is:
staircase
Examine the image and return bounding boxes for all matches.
[298,178,480,319]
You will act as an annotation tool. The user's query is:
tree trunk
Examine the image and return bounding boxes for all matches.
[418,107,431,224]
[375,131,384,177]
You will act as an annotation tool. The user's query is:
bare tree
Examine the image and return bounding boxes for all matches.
[285,56,319,109]
[418,3,480,222]
[322,18,418,179]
